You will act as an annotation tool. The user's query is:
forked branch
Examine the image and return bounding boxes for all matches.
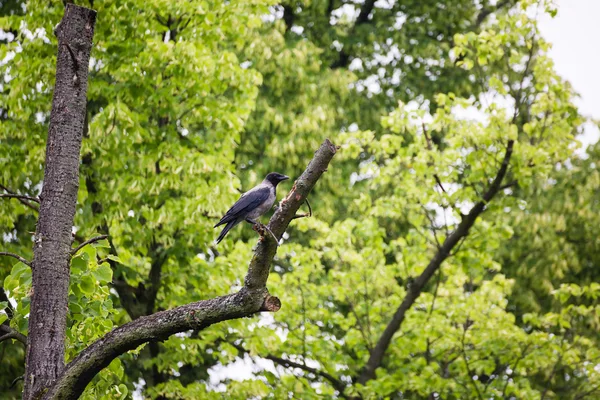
[43,139,337,400]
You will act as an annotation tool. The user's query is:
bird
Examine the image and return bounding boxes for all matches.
[214,172,289,244]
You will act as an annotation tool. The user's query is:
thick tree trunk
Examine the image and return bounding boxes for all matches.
[23,5,96,400]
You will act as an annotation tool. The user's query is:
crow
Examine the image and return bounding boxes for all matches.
[214,172,289,244]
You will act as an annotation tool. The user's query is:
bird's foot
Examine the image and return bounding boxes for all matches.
[253,223,280,246]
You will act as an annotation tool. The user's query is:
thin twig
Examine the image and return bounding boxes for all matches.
[461,319,484,400]
[0,252,32,267]
[232,343,349,398]
[501,343,531,397]
[305,198,312,216]
[450,236,468,257]
[10,375,24,388]
[71,235,108,255]
[434,175,448,194]
[422,123,448,195]
[299,285,307,364]
[0,194,40,203]
[498,180,518,191]
[541,350,563,400]
[419,202,442,249]
[427,270,443,319]
[292,198,312,220]
[574,384,600,400]
[0,325,27,345]
[346,296,373,352]
[0,184,40,212]
[363,268,372,347]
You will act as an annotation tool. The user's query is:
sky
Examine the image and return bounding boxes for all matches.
[538,0,600,148]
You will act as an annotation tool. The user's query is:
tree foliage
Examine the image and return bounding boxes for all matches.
[1,0,599,399]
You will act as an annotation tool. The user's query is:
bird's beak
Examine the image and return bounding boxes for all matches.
[282,175,290,181]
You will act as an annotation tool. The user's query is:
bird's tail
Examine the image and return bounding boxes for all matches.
[215,220,237,244]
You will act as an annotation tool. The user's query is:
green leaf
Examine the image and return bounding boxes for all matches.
[71,255,88,274]
[79,275,96,295]
[106,254,122,263]
[92,265,113,284]
[117,384,128,400]
[92,239,110,249]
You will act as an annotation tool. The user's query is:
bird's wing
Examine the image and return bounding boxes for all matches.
[214,186,271,227]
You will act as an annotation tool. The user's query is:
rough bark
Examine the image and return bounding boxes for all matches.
[357,139,514,385]
[23,4,96,400]
[42,139,337,400]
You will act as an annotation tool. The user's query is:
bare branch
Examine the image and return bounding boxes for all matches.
[282,4,295,32]
[355,27,536,383]
[427,270,443,319]
[292,198,312,220]
[330,0,376,69]
[356,0,376,25]
[357,137,515,385]
[43,139,337,400]
[70,235,108,255]
[419,202,442,249]
[244,139,338,290]
[233,343,348,397]
[541,352,563,400]
[0,324,27,346]
[11,375,25,389]
[422,123,449,196]
[475,0,513,27]
[501,343,531,397]
[498,180,518,191]
[460,320,484,400]
[0,193,40,203]
[346,295,373,352]
[0,287,14,320]
[0,252,32,267]
[0,184,40,212]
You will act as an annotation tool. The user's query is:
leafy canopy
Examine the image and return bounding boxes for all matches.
[1,0,598,399]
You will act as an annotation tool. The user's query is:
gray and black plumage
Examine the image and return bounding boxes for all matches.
[214,172,289,244]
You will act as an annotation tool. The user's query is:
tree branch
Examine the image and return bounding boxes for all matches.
[0,251,32,267]
[70,235,108,255]
[460,320,483,400]
[330,0,376,69]
[452,0,516,65]
[43,139,337,400]
[233,343,348,397]
[282,4,295,32]
[501,343,531,397]
[244,139,338,290]
[356,0,376,25]
[0,324,27,346]
[268,353,349,397]
[146,241,168,315]
[357,138,514,385]
[0,193,40,203]
[291,198,312,220]
[475,0,512,27]
[0,287,14,320]
[0,184,40,212]
[498,180,517,191]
